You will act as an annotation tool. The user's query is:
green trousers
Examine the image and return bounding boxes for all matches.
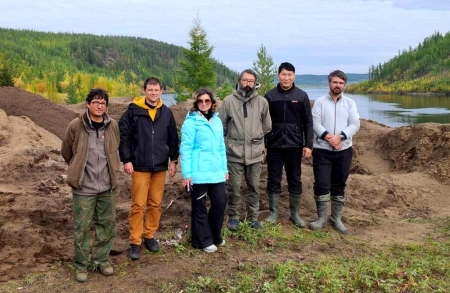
[72,190,116,271]
[227,161,262,222]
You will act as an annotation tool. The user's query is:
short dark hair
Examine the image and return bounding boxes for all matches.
[239,69,257,81]
[143,77,162,90]
[190,87,218,113]
[328,70,347,83]
[86,88,109,106]
[278,62,295,74]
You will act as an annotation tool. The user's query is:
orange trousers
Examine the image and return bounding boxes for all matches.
[129,171,166,245]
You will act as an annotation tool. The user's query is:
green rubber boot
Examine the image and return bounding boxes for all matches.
[266,194,279,224]
[288,193,305,228]
[308,193,330,230]
[330,196,347,234]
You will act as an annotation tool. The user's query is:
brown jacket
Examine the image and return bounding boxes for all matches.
[61,112,121,193]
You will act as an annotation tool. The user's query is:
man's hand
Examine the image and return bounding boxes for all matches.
[334,142,343,150]
[169,162,177,177]
[225,173,229,180]
[326,134,342,148]
[302,147,312,158]
[124,162,134,175]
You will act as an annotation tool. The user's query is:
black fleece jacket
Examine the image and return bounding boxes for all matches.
[264,83,314,149]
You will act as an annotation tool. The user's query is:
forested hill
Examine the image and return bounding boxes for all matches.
[347,31,450,94]
[0,28,238,101]
[294,73,368,87]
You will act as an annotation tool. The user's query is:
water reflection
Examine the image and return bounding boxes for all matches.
[304,88,450,127]
[162,90,450,127]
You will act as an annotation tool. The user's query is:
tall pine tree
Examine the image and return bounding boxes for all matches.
[252,44,277,96]
[176,16,216,103]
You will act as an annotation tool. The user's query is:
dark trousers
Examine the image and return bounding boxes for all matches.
[266,147,303,195]
[312,147,353,197]
[191,182,226,249]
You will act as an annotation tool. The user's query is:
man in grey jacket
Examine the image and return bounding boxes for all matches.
[309,70,360,233]
[219,69,272,230]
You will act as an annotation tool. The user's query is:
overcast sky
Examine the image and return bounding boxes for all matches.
[1,0,449,74]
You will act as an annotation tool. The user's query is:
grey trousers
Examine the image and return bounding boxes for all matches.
[227,161,262,221]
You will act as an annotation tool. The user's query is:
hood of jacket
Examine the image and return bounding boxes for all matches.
[233,83,262,101]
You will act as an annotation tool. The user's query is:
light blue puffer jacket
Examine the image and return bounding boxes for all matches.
[180,111,228,184]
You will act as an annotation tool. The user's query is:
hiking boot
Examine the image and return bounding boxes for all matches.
[99,263,114,276]
[144,237,161,252]
[227,219,239,231]
[203,244,218,253]
[75,270,88,282]
[249,220,263,230]
[128,244,140,260]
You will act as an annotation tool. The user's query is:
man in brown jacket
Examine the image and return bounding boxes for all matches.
[61,88,121,283]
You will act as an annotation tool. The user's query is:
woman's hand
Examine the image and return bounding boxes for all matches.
[182,178,193,191]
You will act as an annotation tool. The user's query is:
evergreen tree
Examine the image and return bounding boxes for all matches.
[252,44,277,96]
[66,74,78,104]
[215,80,233,100]
[175,17,217,103]
[0,60,14,87]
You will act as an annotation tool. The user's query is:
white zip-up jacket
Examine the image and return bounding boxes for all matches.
[312,93,360,151]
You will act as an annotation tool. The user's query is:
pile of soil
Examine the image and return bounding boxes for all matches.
[0,87,449,283]
[379,123,450,183]
[0,87,78,139]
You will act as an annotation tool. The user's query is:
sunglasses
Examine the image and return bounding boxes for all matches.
[197,99,212,105]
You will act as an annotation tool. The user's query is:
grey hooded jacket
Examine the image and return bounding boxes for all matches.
[219,85,272,165]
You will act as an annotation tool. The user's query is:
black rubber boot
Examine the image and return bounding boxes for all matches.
[330,196,347,234]
[309,193,330,230]
[265,194,279,224]
[288,193,305,228]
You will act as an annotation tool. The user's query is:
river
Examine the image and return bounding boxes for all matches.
[161,89,450,128]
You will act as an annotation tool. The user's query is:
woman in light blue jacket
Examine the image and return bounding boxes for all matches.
[180,88,228,253]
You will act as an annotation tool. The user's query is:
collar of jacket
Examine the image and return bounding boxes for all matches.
[327,92,343,102]
[276,82,296,93]
[82,110,111,129]
[233,84,260,101]
[133,96,163,110]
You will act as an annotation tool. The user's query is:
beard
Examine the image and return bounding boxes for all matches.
[331,87,343,95]
[242,85,253,93]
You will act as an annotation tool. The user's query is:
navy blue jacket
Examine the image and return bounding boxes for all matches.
[119,101,179,172]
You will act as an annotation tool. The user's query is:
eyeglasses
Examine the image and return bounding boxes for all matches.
[197,99,211,105]
[241,79,255,84]
[91,101,107,107]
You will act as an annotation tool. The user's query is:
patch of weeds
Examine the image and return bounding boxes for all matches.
[184,276,227,293]
[348,214,381,226]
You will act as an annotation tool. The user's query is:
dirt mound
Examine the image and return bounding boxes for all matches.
[0,87,78,139]
[379,123,450,183]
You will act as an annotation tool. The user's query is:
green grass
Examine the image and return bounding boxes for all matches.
[2,217,449,292]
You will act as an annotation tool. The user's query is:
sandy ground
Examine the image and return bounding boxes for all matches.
[0,88,449,286]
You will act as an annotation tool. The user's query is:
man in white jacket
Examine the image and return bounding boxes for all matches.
[309,70,360,234]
